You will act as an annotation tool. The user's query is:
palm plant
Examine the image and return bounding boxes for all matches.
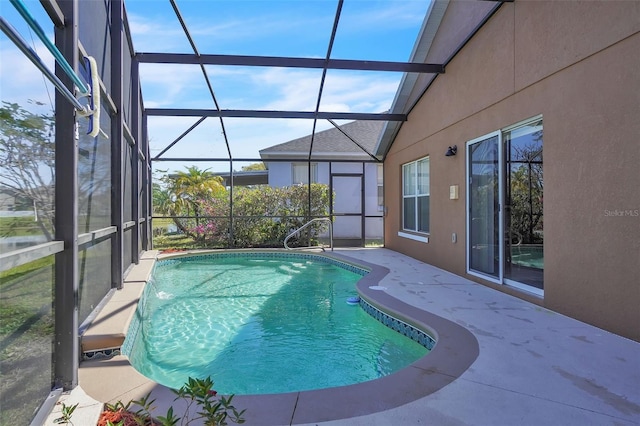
[163,166,227,240]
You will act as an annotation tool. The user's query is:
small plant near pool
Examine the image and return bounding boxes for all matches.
[53,402,78,425]
[97,376,245,426]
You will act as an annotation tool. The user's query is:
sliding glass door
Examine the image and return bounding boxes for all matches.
[467,132,501,280]
[467,119,543,294]
[503,120,544,290]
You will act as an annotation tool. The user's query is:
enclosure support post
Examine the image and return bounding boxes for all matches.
[111,0,124,288]
[131,62,140,263]
[229,159,234,248]
[144,111,152,249]
[54,0,79,390]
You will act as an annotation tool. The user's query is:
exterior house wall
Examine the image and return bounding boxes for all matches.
[267,163,292,187]
[384,2,640,341]
[0,192,17,211]
[362,163,381,216]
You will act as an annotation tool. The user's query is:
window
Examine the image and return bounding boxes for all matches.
[292,162,317,184]
[402,157,429,233]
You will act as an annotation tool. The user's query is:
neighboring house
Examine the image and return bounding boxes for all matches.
[214,170,269,187]
[0,187,18,212]
[259,120,385,246]
[376,1,640,342]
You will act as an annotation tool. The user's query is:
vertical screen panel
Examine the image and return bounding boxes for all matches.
[78,240,112,324]
[0,258,55,424]
[123,228,133,273]
[365,216,383,240]
[123,144,133,223]
[123,38,133,124]
[333,216,362,239]
[332,176,361,214]
[0,40,56,250]
[78,102,112,233]
[78,0,111,95]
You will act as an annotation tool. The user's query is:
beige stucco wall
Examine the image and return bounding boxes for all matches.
[384,1,640,342]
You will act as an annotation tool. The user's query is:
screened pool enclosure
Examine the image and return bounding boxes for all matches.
[0,0,466,423]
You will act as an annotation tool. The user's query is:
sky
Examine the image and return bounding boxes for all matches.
[1,0,431,174]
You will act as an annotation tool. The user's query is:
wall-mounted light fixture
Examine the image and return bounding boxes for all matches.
[445,145,457,157]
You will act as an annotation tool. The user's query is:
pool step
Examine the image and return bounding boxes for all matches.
[81,251,158,359]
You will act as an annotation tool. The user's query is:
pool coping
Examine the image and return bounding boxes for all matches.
[79,249,479,424]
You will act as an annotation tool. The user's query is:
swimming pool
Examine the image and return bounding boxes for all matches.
[123,251,432,394]
[510,245,544,269]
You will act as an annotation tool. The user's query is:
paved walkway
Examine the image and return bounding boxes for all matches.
[75,248,640,426]
[316,248,640,426]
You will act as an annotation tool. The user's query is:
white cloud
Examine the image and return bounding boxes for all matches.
[126,6,331,55]
[341,1,428,30]
[126,12,191,52]
[321,72,400,112]
[139,63,208,107]
[247,68,399,113]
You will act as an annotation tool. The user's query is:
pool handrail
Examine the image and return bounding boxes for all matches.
[284,218,333,251]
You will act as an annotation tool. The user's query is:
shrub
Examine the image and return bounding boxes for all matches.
[96,376,245,426]
[185,184,331,248]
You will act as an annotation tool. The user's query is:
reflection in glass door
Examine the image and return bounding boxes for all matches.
[467,132,501,280]
[504,120,543,290]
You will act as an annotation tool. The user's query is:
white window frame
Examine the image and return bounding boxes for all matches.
[401,156,430,237]
[291,162,317,184]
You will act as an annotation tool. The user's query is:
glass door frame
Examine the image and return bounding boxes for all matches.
[501,116,544,296]
[466,122,544,297]
[466,130,504,285]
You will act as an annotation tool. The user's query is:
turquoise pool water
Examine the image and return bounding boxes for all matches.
[124,253,429,395]
[510,245,544,269]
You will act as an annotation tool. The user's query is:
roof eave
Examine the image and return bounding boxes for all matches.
[374,0,449,159]
[260,151,373,161]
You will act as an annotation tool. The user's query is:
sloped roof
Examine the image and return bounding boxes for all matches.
[375,0,505,158]
[259,120,384,161]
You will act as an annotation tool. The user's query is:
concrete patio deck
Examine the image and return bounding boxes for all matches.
[74,248,640,425]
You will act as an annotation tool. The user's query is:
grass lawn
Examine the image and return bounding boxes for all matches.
[0,248,112,425]
[0,216,45,237]
[0,259,55,426]
[152,233,211,250]
[152,217,174,229]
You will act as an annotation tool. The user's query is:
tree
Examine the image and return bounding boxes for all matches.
[152,182,172,216]
[159,166,227,238]
[241,162,266,171]
[0,101,55,240]
[508,141,543,245]
[170,166,226,216]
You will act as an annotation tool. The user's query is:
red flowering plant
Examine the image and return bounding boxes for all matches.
[97,376,245,426]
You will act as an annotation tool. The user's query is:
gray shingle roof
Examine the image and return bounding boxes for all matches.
[259,120,384,160]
